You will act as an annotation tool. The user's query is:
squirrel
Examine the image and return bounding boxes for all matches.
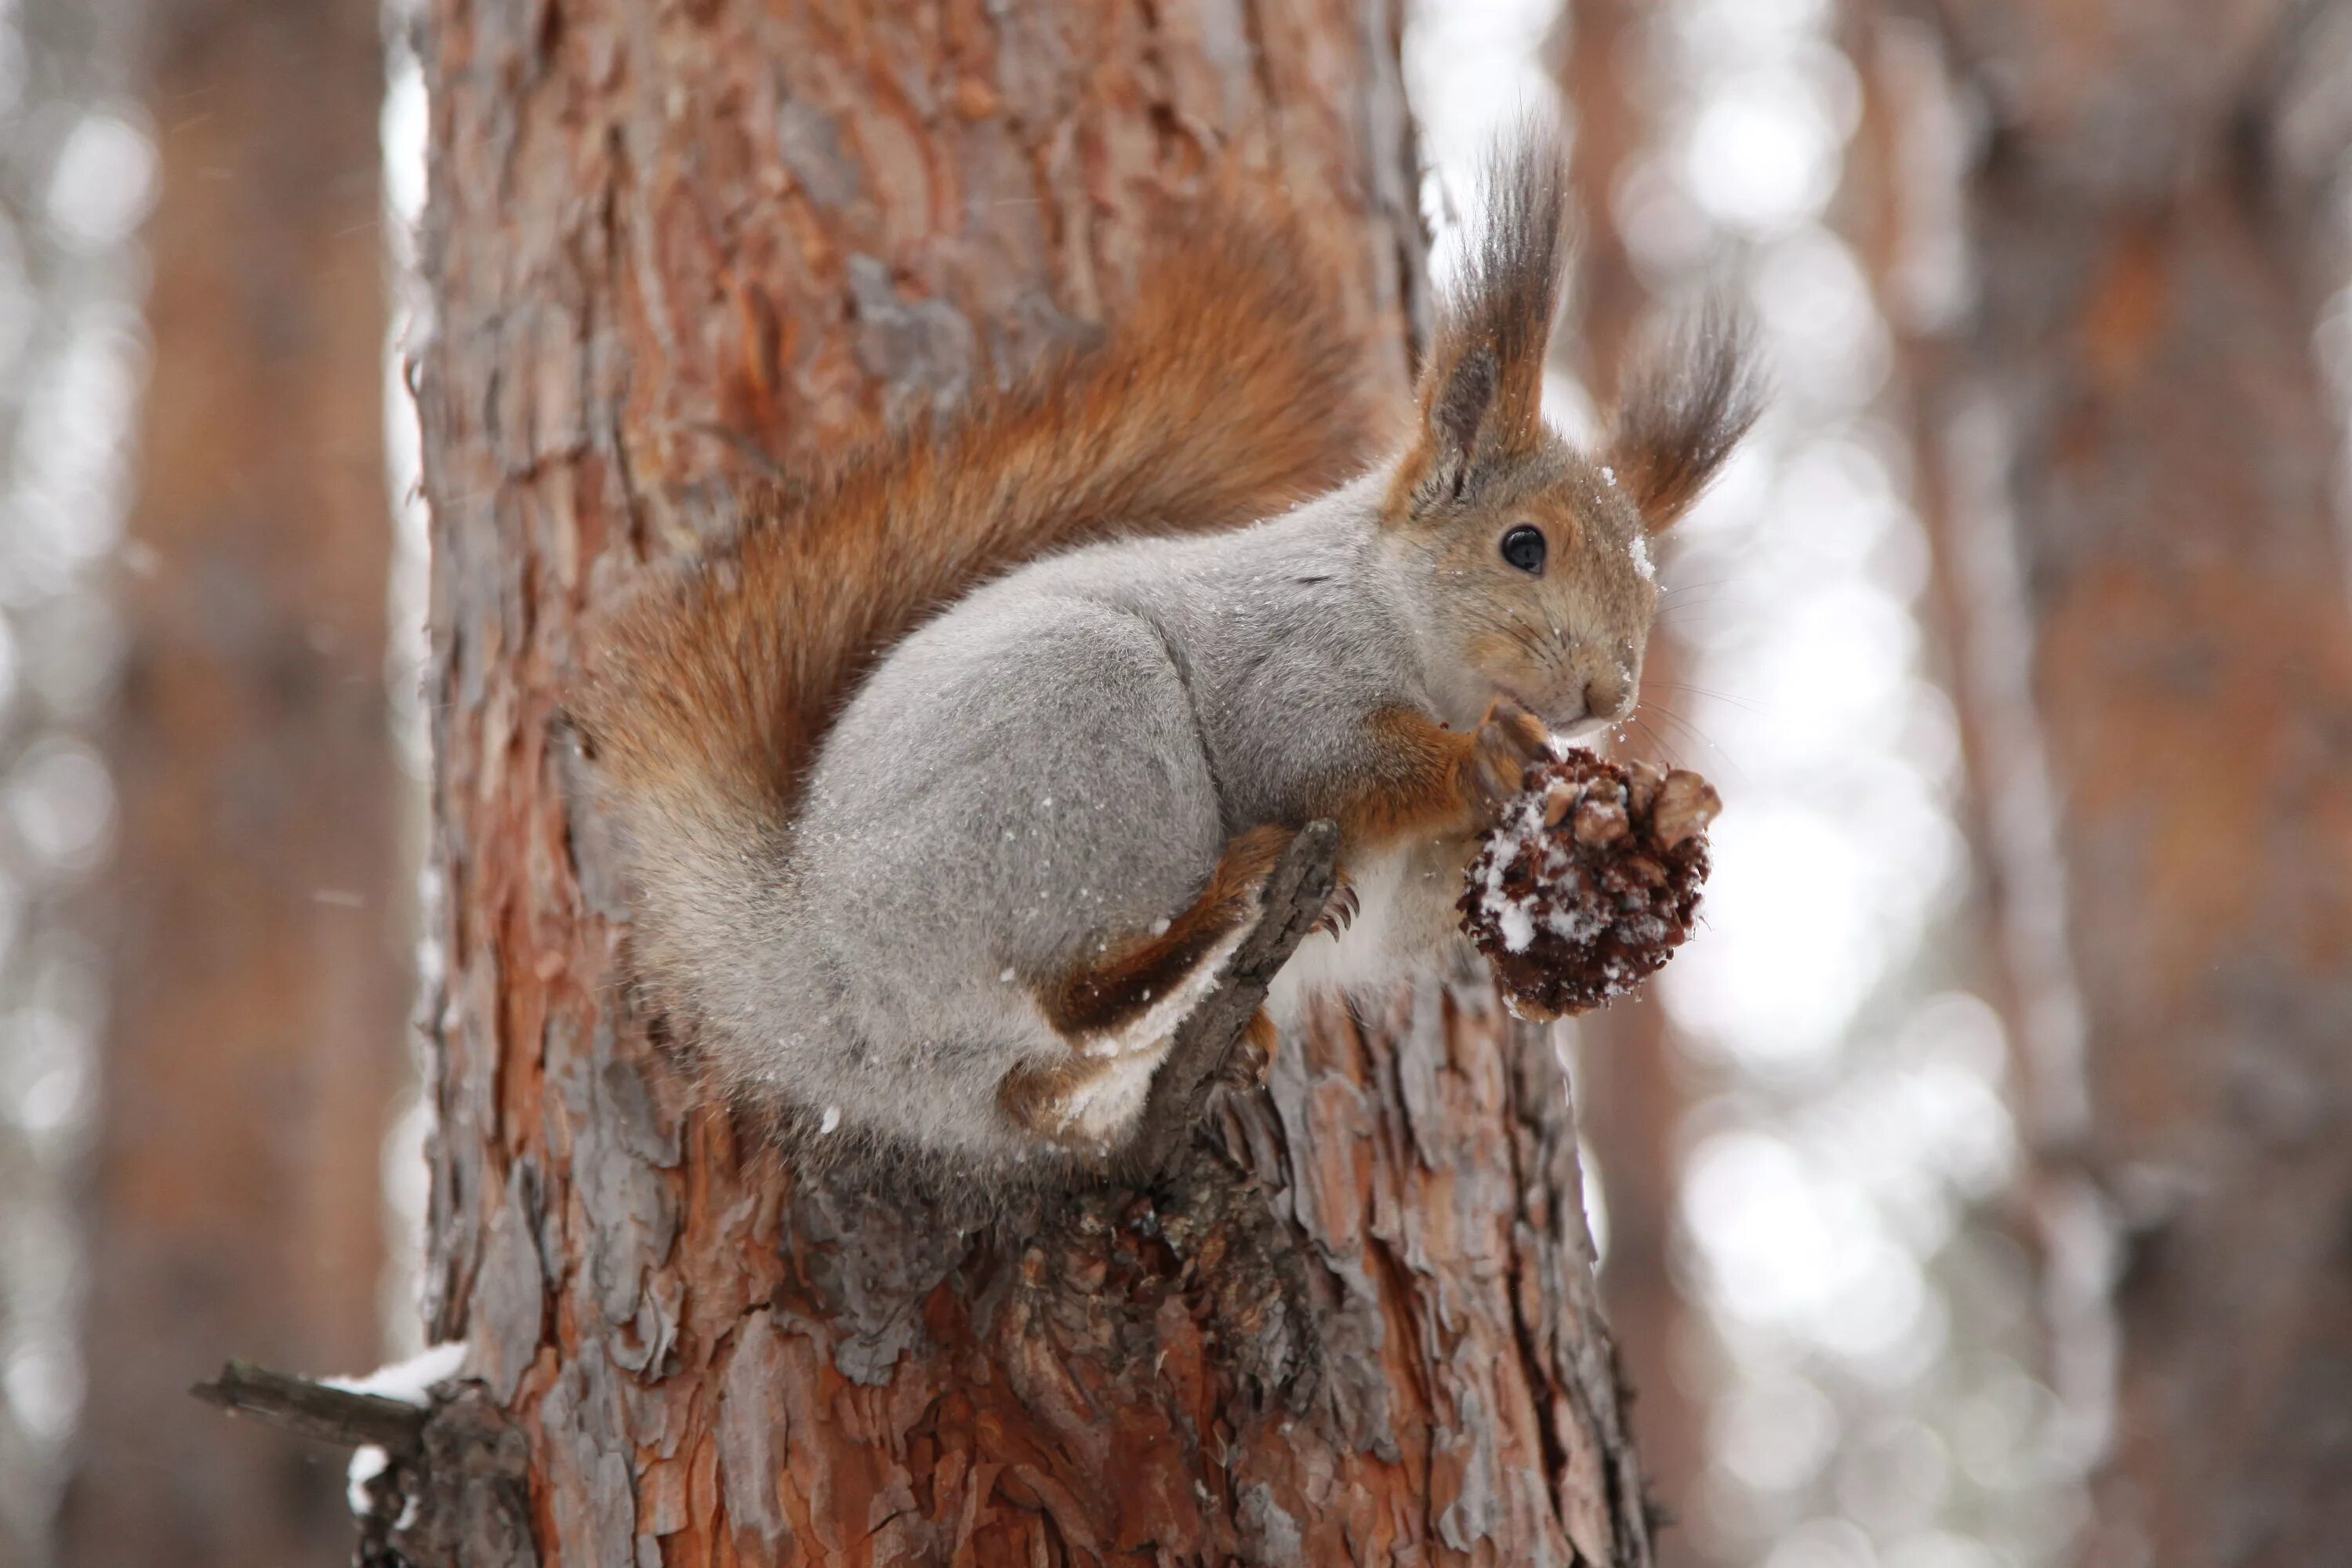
[573,129,1759,1183]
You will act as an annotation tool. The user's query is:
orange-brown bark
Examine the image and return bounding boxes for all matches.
[411,2,1653,1564]
[65,0,402,1563]
[1867,2,2352,1562]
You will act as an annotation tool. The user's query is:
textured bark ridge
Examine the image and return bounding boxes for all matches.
[412,2,1653,1563]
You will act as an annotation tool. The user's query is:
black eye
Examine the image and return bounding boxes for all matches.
[1500,524,1547,575]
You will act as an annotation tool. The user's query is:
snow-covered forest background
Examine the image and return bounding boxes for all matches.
[3,0,2350,1564]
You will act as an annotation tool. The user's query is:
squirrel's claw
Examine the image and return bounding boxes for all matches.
[1313,873,1360,937]
[1467,698,1553,817]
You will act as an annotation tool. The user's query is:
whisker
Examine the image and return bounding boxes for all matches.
[1636,698,1751,785]
[1617,713,1683,771]
[1501,607,1567,675]
[1646,680,1772,716]
[1633,707,1714,770]
[1651,604,1733,630]
[1652,590,1735,615]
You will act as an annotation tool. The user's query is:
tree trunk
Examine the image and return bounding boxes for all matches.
[67,0,403,1563]
[1871,3,2352,1562]
[408,2,1655,1563]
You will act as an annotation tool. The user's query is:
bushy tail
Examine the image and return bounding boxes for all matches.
[575,202,1379,849]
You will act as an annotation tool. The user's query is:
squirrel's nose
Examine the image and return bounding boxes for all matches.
[1584,673,1634,724]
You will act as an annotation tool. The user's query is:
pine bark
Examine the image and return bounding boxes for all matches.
[67,0,402,1563]
[412,2,1653,1565]
[1868,2,2352,1562]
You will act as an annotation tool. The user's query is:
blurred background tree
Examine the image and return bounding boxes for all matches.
[1864,2,2352,1562]
[0,1,148,1559]
[56,0,409,1563]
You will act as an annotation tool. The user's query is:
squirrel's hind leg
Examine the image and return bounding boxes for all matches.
[997,824,1298,1149]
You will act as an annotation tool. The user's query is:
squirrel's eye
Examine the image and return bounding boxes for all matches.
[1500,524,1547,575]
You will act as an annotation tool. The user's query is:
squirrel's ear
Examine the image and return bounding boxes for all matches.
[1605,303,1763,533]
[1399,126,1571,512]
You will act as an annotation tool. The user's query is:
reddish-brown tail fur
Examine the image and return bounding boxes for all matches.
[574,205,1381,840]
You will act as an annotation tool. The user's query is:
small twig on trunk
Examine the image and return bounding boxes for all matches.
[191,1360,430,1456]
[1121,818,1340,1179]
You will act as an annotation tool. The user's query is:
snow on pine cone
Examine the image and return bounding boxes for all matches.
[1458,750,1719,1021]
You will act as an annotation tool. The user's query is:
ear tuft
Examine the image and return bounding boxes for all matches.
[1607,300,1765,532]
[1427,345,1497,499]
[1403,118,1573,510]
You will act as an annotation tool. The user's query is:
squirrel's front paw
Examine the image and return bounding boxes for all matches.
[1465,698,1553,817]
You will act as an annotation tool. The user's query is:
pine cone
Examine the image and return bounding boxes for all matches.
[1458,751,1719,1022]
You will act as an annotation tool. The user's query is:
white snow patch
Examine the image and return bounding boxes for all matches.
[1476,830,1536,953]
[347,1443,389,1516]
[322,1339,467,1406]
[1475,788,1614,956]
[818,1105,841,1135]
[1497,900,1537,953]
